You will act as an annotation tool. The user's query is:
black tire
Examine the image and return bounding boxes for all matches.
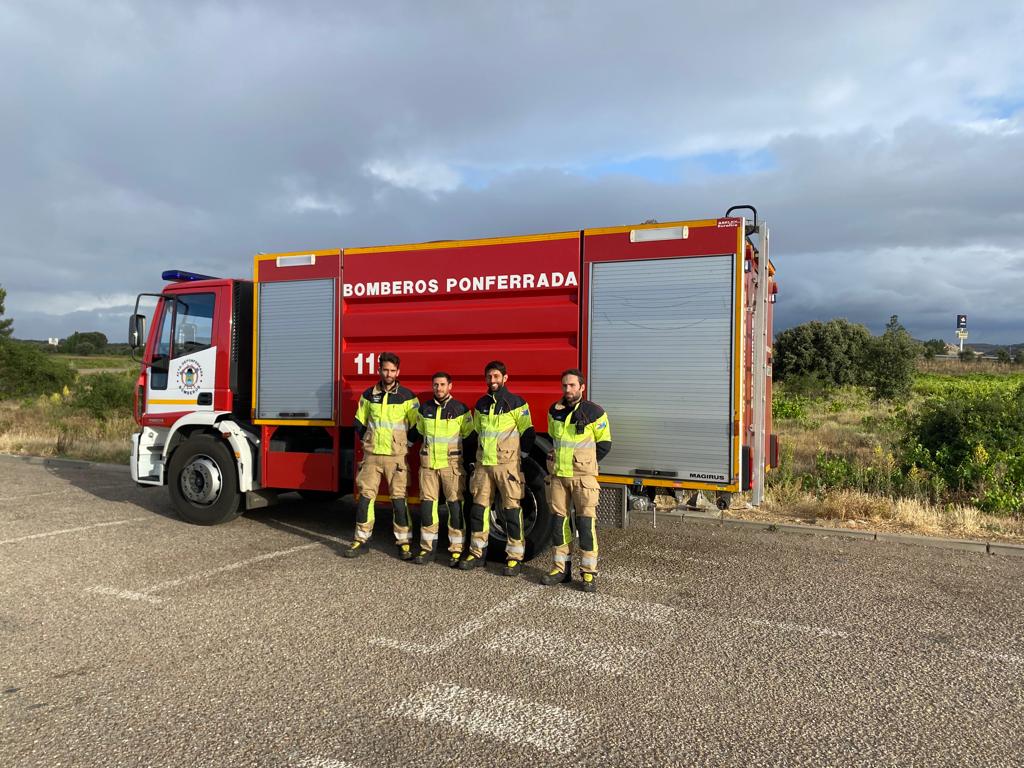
[485,454,553,562]
[167,434,242,525]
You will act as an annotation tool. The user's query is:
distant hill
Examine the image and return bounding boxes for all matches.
[914,339,1023,354]
[963,343,1023,356]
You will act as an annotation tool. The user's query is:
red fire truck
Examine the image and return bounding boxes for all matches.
[129,205,777,558]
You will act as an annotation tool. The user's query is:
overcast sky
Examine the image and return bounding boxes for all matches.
[2,0,1022,344]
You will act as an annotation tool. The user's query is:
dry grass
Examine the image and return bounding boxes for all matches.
[774,390,897,477]
[916,358,1023,375]
[766,381,1024,541]
[0,398,132,465]
[750,484,1024,542]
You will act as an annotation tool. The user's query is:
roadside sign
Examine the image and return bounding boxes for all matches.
[956,329,969,340]
[957,314,967,329]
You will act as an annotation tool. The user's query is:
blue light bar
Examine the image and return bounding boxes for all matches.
[162,270,218,282]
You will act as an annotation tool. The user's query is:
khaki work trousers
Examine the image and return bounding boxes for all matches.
[419,460,466,554]
[547,474,600,575]
[467,463,525,560]
[354,454,411,545]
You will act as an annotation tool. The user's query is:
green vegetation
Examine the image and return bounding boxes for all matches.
[773,315,919,400]
[0,284,13,339]
[770,370,1024,530]
[903,374,1024,515]
[863,315,918,400]
[0,310,136,461]
[60,330,109,355]
[69,371,136,420]
[58,354,137,372]
[0,342,77,399]
[773,318,871,389]
[921,338,946,359]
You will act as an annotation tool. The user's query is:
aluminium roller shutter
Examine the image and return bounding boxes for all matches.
[588,254,735,482]
[256,279,335,420]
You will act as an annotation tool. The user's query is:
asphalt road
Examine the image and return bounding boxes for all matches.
[1,453,1022,767]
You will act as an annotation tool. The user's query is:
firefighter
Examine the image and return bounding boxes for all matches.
[412,371,475,567]
[343,352,420,559]
[540,368,612,593]
[459,360,535,576]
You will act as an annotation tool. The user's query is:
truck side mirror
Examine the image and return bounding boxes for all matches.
[129,314,146,349]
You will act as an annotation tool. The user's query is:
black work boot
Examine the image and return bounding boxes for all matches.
[447,552,462,568]
[343,541,367,558]
[457,553,484,571]
[412,549,433,565]
[580,572,597,593]
[502,559,522,577]
[541,567,571,586]
[398,543,414,561]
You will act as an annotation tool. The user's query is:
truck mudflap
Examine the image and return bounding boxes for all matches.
[132,426,167,485]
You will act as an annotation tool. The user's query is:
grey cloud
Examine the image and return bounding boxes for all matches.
[1,0,1022,345]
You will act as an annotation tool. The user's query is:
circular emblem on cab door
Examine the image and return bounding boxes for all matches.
[175,359,204,396]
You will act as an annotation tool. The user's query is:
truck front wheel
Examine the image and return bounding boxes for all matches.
[168,434,242,525]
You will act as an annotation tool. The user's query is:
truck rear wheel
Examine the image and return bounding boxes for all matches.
[168,434,242,525]
[486,454,553,562]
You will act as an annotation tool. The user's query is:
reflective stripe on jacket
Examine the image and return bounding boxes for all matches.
[473,387,535,466]
[354,382,419,457]
[547,399,612,477]
[416,396,474,470]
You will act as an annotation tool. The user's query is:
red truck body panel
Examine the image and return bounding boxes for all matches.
[341,233,581,429]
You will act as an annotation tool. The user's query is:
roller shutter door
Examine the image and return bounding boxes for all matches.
[256,279,335,420]
[588,255,735,482]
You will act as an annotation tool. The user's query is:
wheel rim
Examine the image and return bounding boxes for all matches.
[180,455,223,506]
[487,484,539,542]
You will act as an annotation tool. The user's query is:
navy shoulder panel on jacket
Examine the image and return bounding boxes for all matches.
[393,385,418,404]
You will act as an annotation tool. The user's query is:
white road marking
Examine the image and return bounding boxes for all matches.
[387,682,583,755]
[268,519,350,545]
[87,542,320,602]
[291,757,359,768]
[602,566,674,588]
[548,590,675,624]
[0,518,145,545]
[963,649,1024,665]
[370,586,542,654]
[482,627,642,675]
[739,617,849,639]
[139,543,320,593]
[631,545,722,567]
[84,586,162,604]
[0,483,135,503]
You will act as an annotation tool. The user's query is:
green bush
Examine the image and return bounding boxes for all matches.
[773,319,871,388]
[0,341,76,399]
[899,381,1024,515]
[70,371,135,419]
[773,391,809,420]
[862,315,918,401]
